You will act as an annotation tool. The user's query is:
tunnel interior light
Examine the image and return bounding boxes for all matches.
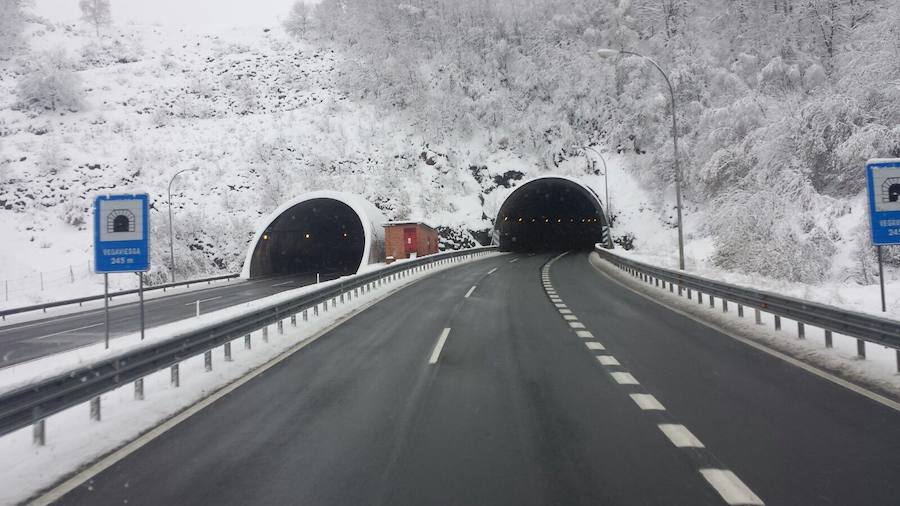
[262,234,269,240]
[305,233,311,239]
[518,217,523,222]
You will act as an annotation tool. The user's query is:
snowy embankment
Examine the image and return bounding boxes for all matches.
[0,251,499,506]
[603,153,900,322]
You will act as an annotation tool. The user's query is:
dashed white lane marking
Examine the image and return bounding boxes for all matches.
[658,424,705,448]
[596,355,620,366]
[575,330,594,338]
[585,341,605,350]
[184,296,221,306]
[555,303,567,308]
[563,315,578,321]
[610,372,639,385]
[559,309,573,314]
[428,328,452,365]
[550,298,563,303]
[629,393,666,411]
[487,267,498,275]
[272,280,295,287]
[699,469,765,505]
[509,258,519,263]
[33,322,104,340]
[464,286,477,298]
[569,321,585,329]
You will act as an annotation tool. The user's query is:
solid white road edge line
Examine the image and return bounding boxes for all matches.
[589,254,900,413]
[183,296,222,306]
[33,323,104,341]
[658,424,705,448]
[428,328,452,365]
[464,286,476,298]
[699,469,765,506]
[630,393,666,411]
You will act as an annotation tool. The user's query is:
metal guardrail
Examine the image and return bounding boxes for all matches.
[0,247,497,440]
[595,247,900,371]
[0,273,240,320]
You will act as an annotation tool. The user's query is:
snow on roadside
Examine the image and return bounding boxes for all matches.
[0,251,500,506]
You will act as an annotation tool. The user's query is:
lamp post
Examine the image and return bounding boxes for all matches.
[167,167,199,282]
[597,48,685,270]
[583,145,612,228]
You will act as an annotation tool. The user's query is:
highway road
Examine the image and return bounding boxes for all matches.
[53,252,900,505]
[0,272,339,367]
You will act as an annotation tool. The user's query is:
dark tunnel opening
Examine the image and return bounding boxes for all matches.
[496,178,606,252]
[249,198,366,278]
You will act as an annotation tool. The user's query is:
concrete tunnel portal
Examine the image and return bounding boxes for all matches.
[242,192,386,279]
[495,176,609,252]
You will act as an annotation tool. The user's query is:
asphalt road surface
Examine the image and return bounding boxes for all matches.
[0,272,338,367]
[54,252,900,505]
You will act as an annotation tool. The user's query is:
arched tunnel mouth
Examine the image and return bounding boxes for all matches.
[496,178,606,252]
[249,198,366,278]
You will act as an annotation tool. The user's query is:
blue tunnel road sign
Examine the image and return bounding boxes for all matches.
[867,159,900,246]
[94,194,150,273]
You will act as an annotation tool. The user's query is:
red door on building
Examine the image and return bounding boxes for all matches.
[404,228,417,255]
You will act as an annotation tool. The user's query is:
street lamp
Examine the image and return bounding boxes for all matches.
[583,145,612,228]
[597,48,685,270]
[167,167,199,282]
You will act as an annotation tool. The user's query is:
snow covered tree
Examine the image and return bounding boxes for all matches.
[0,0,27,58]
[15,49,83,112]
[284,1,311,39]
[79,0,111,37]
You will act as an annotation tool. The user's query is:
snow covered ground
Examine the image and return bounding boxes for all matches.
[0,251,498,506]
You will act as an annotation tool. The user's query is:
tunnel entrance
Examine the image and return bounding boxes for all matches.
[495,177,607,252]
[248,198,366,278]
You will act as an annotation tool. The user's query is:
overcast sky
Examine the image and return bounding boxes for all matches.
[34,0,311,28]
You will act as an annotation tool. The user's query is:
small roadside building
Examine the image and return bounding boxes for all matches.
[384,221,439,261]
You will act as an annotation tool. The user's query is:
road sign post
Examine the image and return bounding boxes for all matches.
[865,158,900,313]
[94,194,151,348]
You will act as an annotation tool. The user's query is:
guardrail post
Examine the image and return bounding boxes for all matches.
[709,295,715,308]
[33,419,45,446]
[825,330,833,348]
[797,322,805,339]
[332,297,337,308]
[774,315,781,331]
[354,288,359,297]
[291,314,297,327]
[278,320,284,335]
[244,334,252,349]
[722,299,728,313]
[171,364,180,387]
[857,339,866,359]
[737,304,744,318]
[669,283,674,293]
[135,378,144,399]
[340,293,345,304]
[303,309,308,321]
[90,397,101,421]
[678,286,683,296]
[314,305,319,317]
[896,350,900,373]
[224,342,232,361]
[697,292,703,304]
[324,300,330,312]
[687,288,692,300]
[262,326,269,343]
[754,308,762,325]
